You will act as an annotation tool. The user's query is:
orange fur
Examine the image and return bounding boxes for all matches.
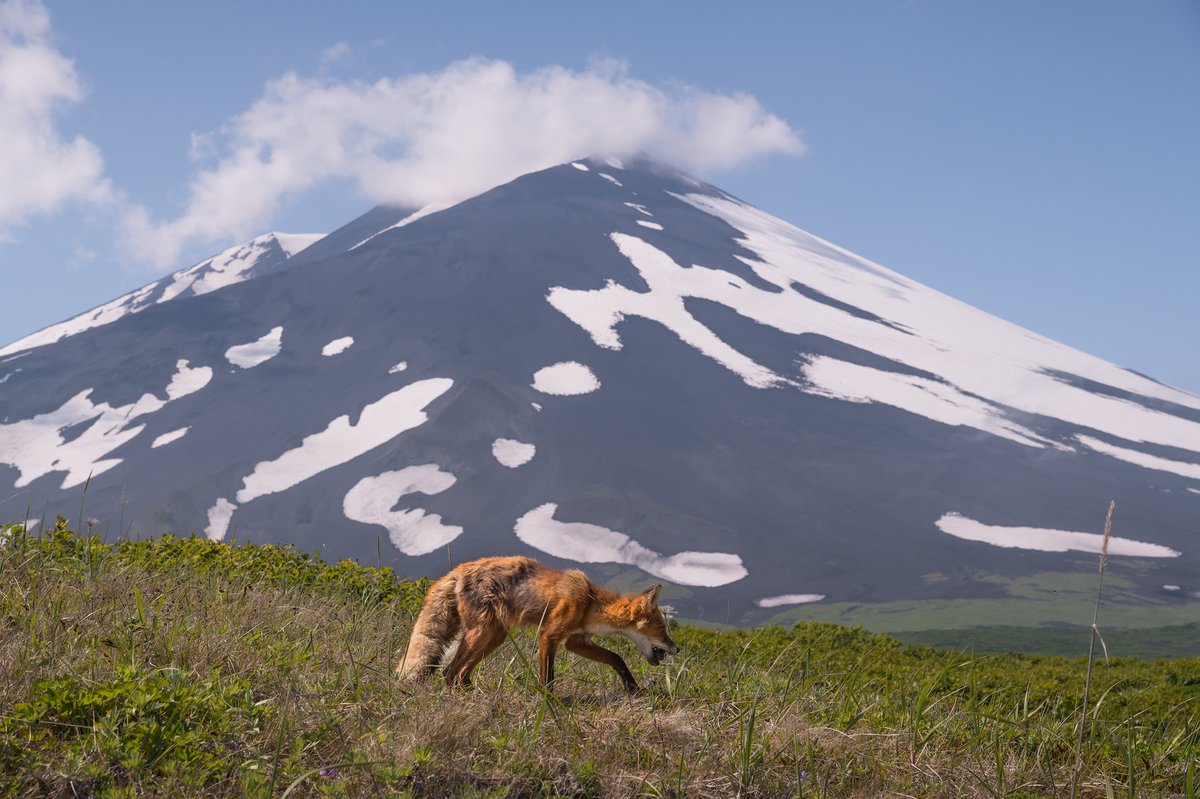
[397,556,678,692]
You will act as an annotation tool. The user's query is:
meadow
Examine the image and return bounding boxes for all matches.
[1,519,1197,797]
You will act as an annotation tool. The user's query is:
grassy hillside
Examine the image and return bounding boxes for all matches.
[1,520,1198,798]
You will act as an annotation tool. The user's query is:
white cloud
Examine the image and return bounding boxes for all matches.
[320,41,351,66]
[0,0,110,228]
[123,57,804,267]
[188,130,216,163]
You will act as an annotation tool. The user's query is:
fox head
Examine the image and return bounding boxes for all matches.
[627,584,679,665]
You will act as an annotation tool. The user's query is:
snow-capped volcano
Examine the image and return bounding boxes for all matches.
[2,158,1197,626]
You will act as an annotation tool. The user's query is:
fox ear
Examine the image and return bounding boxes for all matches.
[642,584,662,605]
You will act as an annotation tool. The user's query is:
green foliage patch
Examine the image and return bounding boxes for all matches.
[3,666,263,790]
[3,516,430,612]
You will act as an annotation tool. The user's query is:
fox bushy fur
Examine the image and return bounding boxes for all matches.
[398,556,678,692]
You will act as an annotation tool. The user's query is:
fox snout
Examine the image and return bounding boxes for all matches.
[647,641,679,666]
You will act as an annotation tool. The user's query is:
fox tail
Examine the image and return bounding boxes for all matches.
[397,573,461,681]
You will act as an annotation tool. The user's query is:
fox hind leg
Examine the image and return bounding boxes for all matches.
[443,619,506,688]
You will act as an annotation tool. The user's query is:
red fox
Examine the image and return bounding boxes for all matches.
[398,556,678,692]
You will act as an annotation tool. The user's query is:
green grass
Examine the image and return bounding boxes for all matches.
[2,518,1199,797]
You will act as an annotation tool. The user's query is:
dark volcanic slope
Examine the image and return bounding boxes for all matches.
[2,158,1199,624]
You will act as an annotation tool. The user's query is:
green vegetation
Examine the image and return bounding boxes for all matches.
[2,519,1199,797]
[768,570,1200,633]
[894,622,1200,660]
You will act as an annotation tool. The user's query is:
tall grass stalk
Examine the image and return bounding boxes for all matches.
[738,694,759,795]
[1071,500,1115,799]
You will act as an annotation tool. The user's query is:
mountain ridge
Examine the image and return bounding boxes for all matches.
[0,231,325,357]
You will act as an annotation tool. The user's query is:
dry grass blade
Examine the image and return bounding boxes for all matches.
[1070,499,1116,799]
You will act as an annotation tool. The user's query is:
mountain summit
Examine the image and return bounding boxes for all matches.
[2,157,1197,627]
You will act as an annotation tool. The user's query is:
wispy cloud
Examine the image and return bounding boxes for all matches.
[0,0,110,229]
[124,57,804,267]
[319,41,352,67]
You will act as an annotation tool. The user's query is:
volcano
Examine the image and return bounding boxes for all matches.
[2,158,1198,629]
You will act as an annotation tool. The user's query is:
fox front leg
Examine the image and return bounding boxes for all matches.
[564,634,639,693]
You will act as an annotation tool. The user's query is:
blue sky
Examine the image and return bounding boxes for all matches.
[2,1,1198,392]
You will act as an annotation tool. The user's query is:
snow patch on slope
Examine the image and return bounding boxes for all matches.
[0,360,211,489]
[0,233,320,357]
[1076,435,1200,480]
[802,356,1055,448]
[637,220,664,231]
[514,503,747,587]
[548,235,780,388]
[549,194,1200,468]
[151,427,189,448]
[676,193,1200,446]
[163,233,322,300]
[936,512,1180,557]
[206,498,237,541]
[273,233,324,257]
[225,326,283,368]
[756,594,825,608]
[235,378,453,504]
[2,283,156,357]
[350,204,448,250]
[343,465,463,555]
[163,363,212,399]
[492,438,535,468]
[322,337,354,357]
[531,362,600,395]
